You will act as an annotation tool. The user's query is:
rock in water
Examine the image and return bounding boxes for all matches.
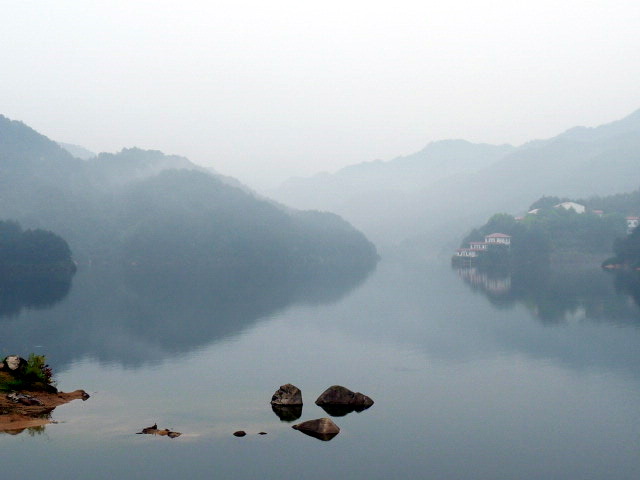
[270,383,303,406]
[233,431,247,437]
[292,418,340,441]
[137,423,182,438]
[315,385,374,409]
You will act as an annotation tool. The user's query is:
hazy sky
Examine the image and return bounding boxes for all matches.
[2,1,640,188]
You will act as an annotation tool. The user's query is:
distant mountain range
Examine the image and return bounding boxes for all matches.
[275,139,515,211]
[270,109,640,254]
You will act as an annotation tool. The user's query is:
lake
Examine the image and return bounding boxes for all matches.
[1,253,640,479]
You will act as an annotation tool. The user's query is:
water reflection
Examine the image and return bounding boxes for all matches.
[0,415,49,436]
[293,429,339,442]
[271,404,303,422]
[0,272,73,318]
[612,270,640,308]
[455,264,640,324]
[0,261,375,370]
[317,404,372,417]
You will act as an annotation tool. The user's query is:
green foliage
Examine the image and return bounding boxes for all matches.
[528,196,568,210]
[609,225,640,268]
[0,354,55,391]
[24,354,54,385]
[461,200,628,268]
[584,188,640,216]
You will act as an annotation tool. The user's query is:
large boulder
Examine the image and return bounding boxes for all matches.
[315,385,374,412]
[292,417,340,441]
[270,383,303,406]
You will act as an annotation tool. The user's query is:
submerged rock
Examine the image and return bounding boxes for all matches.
[233,430,247,437]
[270,383,303,406]
[315,385,374,414]
[292,417,340,441]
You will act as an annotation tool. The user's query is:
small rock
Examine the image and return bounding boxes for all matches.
[258,432,267,435]
[233,430,247,437]
[137,423,181,438]
[270,383,303,406]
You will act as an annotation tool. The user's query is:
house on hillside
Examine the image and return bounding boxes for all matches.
[554,201,586,214]
[626,216,639,234]
[454,248,479,258]
[453,233,512,264]
[469,242,489,251]
[484,233,511,246]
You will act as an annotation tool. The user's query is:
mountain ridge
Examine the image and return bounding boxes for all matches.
[270,108,640,252]
[0,114,378,276]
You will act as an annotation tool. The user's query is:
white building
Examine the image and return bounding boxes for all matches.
[484,233,511,246]
[554,201,586,214]
[469,242,489,251]
[455,248,479,258]
[626,216,639,234]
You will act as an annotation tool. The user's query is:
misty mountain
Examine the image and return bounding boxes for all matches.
[274,139,515,211]
[86,147,207,188]
[0,114,377,277]
[270,109,640,253]
[57,141,95,160]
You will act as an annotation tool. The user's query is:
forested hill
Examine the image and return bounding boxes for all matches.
[0,220,74,272]
[458,189,640,268]
[0,115,378,276]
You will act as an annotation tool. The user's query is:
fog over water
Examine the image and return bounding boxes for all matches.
[2,1,640,188]
[2,256,640,479]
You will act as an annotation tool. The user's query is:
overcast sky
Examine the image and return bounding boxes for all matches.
[2,1,640,189]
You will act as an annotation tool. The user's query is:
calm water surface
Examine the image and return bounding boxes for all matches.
[2,254,640,479]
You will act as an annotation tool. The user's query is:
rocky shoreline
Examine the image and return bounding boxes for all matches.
[0,389,89,434]
[0,355,88,435]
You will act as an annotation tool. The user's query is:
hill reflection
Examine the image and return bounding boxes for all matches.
[0,272,73,318]
[0,261,376,370]
[455,264,640,324]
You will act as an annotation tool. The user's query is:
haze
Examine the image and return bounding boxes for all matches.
[2,1,640,189]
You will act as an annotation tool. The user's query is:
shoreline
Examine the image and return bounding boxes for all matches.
[0,389,89,435]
